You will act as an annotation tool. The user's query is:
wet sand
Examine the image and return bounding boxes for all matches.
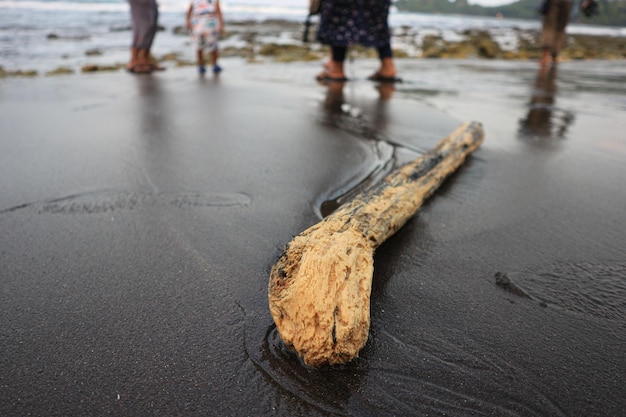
[1,58,625,416]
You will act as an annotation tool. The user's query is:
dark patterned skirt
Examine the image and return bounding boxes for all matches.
[316,0,391,48]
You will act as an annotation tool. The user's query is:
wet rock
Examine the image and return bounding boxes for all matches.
[561,34,626,60]
[258,43,323,62]
[440,42,476,59]
[474,34,501,58]
[159,52,181,62]
[393,48,410,58]
[239,32,258,44]
[415,29,626,61]
[47,33,90,41]
[502,49,539,60]
[422,34,447,58]
[81,64,123,73]
[221,46,254,58]
[262,18,301,29]
[0,67,38,78]
[46,67,74,76]
[14,70,38,77]
[172,25,188,36]
[110,25,131,32]
[462,30,501,58]
[422,31,502,59]
[231,19,257,26]
[175,60,196,67]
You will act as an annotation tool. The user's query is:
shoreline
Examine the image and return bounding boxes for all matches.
[2,18,626,78]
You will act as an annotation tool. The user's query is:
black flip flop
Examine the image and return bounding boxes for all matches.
[127,63,152,74]
[316,72,348,82]
[367,73,402,83]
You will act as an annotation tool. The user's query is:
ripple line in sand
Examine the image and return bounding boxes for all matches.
[0,190,251,215]
[515,260,626,321]
[247,321,357,417]
[364,330,568,417]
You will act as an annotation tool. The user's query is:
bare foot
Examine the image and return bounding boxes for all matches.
[375,57,397,79]
[317,61,346,81]
[316,71,347,82]
[377,83,395,100]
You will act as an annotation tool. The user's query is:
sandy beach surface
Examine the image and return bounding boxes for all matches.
[1,58,625,416]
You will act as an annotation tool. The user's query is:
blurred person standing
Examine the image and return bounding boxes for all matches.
[539,0,574,65]
[127,0,163,74]
[316,0,400,83]
[186,0,224,75]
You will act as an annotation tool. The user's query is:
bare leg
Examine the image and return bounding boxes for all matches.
[127,47,139,71]
[317,46,347,80]
[324,61,345,78]
[553,0,573,61]
[197,49,205,68]
[369,45,398,81]
[540,0,561,65]
[133,48,153,74]
[377,57,396,78]
[540,48,551,66]
[211,49,222,73]
[323,50,332,71]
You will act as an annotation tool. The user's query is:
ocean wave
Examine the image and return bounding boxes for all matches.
[0,0,306,14]
[1,0,623,37]
[0,0,129,12]
[221,4,306,18]
[0,0,191,13]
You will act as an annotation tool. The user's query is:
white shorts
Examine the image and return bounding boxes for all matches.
[191,17,218,52]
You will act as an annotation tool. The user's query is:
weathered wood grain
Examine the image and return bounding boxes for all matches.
[268,121,485,367]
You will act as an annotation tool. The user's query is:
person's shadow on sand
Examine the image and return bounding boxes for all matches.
[519,65,575,144]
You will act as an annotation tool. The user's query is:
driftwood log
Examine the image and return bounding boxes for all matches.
[268,121,484,367]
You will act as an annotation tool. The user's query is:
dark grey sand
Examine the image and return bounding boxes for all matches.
[1,58,625,416]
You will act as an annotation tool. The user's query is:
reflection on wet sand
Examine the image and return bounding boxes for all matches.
[134,75,176,192]
[519,65,575,144]
[321,80,347,118]
[319,80,395,130]
[317,81,397,217]
[372,83,395,132]
[136,75,166,139]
